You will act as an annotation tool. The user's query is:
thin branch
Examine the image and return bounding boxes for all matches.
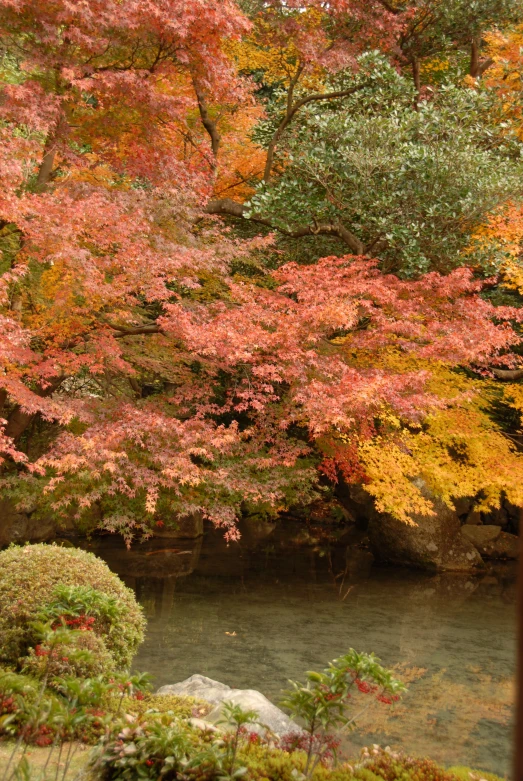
[263,80,369,183]
[213,170,265,196]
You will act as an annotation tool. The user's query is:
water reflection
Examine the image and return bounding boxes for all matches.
[82,523,516,775]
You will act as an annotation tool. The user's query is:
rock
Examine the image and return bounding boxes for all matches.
[158,674,231,705]
[365,481,483,572]
[486,532,519,560]
[464,509,482,526]
[461,525,501,546]
[482,505,509,529]
[0,500,56,548]
[335,482,373,528]
[206,691,299,737]
[461,527,519,560]
[188,718,219,733]
[452,497,474,518]
[157,674,299,737]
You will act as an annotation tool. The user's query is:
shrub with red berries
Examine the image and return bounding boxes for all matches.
[280,649,406,779]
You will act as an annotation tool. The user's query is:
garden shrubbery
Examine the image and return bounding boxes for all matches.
[0,544,145,671]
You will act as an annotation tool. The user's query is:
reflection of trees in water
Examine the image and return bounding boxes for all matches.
[87,535,203,621]
[354,663,514,769]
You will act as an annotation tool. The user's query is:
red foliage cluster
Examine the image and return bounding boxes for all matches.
[279,730,341,764]
[0,695,16,714]
[56,615,96,632]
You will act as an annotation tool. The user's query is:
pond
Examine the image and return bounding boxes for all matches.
[79,522,517,775]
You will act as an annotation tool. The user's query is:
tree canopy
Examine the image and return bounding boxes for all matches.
[2,0,523,541]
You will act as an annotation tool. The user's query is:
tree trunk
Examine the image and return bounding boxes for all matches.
[469,36,494,79]
[34,115,67,192]
[515,508,523,781]
[470,38,481,78]
[411,55,421,99]
[3,377,63,443]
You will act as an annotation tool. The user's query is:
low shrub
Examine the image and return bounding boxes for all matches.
[281,650,406,779]
[0,544,145,670]
[21,629,115,683]
[447,769,504,781]
[109,692,210,720]
[362,748,458,781]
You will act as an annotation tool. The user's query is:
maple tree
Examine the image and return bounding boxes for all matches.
[1,0,523,542]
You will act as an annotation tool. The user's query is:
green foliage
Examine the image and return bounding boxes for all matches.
[106,692,209,721]
[21,626,115,684]
[37,583,126,628]
[281,651,406,779]
[92,712,216,780]
[0,650,500,781]
[235,742,304,781]
[0,544,145,671]
[218,702,260,776]
[362,750,459,781]
[249,57,523,276]
[446,768,504,781]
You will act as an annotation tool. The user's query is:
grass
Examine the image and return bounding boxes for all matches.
[0,740,92,780]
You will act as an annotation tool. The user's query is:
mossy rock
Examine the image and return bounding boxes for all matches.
[0,544,145,670]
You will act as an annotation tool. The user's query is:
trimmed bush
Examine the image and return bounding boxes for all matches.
[21,630,115,683]
[0,544,145,670]
[363,752,458,781]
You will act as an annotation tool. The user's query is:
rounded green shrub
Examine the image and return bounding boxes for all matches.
[0,544,145,670]
[21,630,115,683]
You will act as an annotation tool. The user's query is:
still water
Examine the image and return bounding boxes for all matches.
[82,523,516,775]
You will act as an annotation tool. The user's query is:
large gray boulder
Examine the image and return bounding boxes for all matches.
[355,481,483,571]
[461,526,519,560]
[157,674,299,737]
[461,524,501,546]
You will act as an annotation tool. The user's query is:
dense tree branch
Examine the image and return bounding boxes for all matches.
[376,0,405,14]
[4,377,64,442]
[204,198,365,253]
[110,324,163,338]
[35,114,69,192]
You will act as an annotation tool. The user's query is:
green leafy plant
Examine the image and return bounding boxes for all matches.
[217,702,260,777]
[280,650,406,779]
[21,622,115,684]
[0,545,145,671]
